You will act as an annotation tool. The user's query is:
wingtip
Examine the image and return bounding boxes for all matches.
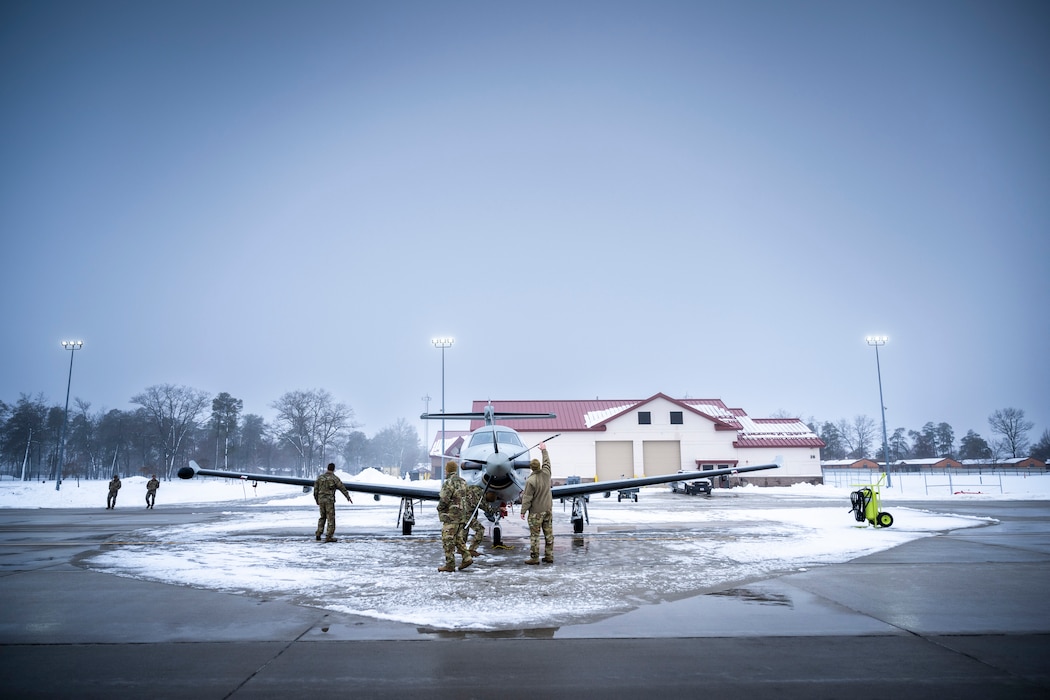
[177,460,201,480]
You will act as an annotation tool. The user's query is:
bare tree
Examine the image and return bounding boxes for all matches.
[272,389,356,476]
[314,390,355,468]
[371,418,423,476]
[131,384,210,478]
[842,415,876,459]
[272,390,315,476]
[988,407,1034,458]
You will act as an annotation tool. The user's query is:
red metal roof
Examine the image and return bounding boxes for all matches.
[468,395,824,450]
[733,436,826,448]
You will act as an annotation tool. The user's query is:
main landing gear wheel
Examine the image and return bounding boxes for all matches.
[572,517,584,534]
[402,520,412,535]
[493,525,503,547]
[876,511,894,528]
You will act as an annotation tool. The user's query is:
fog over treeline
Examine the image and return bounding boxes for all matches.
[1,384,1047,482]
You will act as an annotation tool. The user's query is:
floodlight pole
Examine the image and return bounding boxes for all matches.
[432,337,454,480]
[55,340,84,491]
[421,394,431,473]
[866,336,892,488]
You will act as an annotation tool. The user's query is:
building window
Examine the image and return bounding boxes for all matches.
[670,411,683,425]
[638,411,651,425]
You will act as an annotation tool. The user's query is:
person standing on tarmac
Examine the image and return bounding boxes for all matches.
[520,442,554,564]
[314,463,352,542]
[436,461,473,572]
[145,474,160,509]
[463,484,498,556]
[106,474,121,509]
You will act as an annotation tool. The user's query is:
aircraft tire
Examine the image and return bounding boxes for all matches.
[493,526,502,547]
[573,517,584,534]
[402,520,412,535]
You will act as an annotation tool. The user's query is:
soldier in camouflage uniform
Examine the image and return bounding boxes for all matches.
[520,443,554,564]
[436,461,472,572]
[145,474,160,509]
[464,484,498,556]
[106,475,121,509]
[313,463,352,542]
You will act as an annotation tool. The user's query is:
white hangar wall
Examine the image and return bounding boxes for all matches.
[463,394,826,487]
[516,394,822,486]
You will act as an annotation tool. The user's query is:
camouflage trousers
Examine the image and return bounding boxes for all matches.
[316,500,337,538]
[467,517,485,551]
[527,511,554,558]
[441,521,470,566]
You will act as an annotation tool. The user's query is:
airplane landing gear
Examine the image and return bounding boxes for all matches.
[570,496,589,534]
[399,497,415,535]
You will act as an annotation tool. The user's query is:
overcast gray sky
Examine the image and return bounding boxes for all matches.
[2,1,1047,443]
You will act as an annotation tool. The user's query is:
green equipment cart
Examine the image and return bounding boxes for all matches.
[849,473,894,528]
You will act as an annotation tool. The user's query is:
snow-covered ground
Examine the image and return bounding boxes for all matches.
[2,470,1046,631]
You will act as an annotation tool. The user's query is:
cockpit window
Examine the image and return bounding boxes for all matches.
[498,431,524,447]
[469,430,524,448]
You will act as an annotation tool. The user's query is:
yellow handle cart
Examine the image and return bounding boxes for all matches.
[849,473,894,527]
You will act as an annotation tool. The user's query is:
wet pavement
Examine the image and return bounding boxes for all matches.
[1,497,1048,698]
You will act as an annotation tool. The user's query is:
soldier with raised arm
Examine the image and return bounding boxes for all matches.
[520,442,554,564]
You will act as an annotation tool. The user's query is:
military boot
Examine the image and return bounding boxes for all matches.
[542,555,554,563]
[437,563,455,572]
[524,557,540,565]
[315,533,321,541]
[324,537,339,543]
[458,556,473,571]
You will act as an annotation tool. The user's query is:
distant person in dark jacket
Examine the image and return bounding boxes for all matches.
[145,475,160,509]
[106,475,121,509]
[313,463,351,542]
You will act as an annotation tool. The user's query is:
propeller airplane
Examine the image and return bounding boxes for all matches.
[178,404,781,546]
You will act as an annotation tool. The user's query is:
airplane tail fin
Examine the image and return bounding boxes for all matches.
[421,404,556,426]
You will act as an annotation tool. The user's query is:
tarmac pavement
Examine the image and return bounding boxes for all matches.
[1,500,1048,699]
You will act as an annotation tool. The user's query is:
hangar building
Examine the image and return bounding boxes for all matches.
[443,392,824,486]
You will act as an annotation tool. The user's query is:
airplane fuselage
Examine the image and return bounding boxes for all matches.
[456,425,534,506]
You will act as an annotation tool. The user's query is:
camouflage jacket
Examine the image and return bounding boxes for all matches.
[521,449,553,516]
[108,478,121,493]
[437,473,468,524]
[146,478,160,492]
[313,471,350,504]
[464,483,497,521]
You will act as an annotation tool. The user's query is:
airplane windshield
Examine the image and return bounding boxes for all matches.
[469,430,524,448]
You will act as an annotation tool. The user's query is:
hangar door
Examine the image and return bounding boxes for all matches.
[595,441,633,481]
[642,440,681,476]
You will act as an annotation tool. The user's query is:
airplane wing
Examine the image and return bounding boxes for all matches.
[550,461,781,499]
[178,462,442,501]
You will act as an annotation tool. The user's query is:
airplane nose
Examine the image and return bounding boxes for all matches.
[484,454,514,489]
